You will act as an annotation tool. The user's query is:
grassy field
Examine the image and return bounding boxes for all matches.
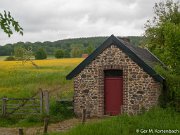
[50,107,180,135]
[0,58,83,127]
[0,58,83,98]
[0,56,179,131]
[0,56,8,60]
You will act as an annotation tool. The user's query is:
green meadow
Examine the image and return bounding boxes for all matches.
[0,56,179,133]
[0,58,83,98]
[0,58,83,127]
[50,108,180,135]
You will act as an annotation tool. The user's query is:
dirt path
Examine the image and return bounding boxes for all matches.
[0,118,102,135]
[0,118,80,135]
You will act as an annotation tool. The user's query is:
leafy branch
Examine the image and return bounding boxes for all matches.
[0,10,23,37]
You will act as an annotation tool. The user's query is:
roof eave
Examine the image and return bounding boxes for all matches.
[66,35,164,83]
[111,35,164,83]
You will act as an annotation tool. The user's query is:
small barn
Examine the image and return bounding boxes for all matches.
[66,35,165,117]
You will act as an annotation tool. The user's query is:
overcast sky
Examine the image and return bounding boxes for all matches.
[0,0,162,45]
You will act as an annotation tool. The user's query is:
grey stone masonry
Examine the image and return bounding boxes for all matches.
[73,44,161,117]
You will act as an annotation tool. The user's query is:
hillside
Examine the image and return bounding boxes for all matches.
[0,36,143,57]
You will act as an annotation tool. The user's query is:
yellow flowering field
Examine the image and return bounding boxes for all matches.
[0,58,83,69]
[0,58,83,98]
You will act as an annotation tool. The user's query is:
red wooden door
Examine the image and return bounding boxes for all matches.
[104,77,123,115]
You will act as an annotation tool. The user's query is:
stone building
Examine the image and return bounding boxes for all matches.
[66,35,165,117]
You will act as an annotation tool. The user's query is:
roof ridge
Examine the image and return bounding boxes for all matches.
[66,35,164,83]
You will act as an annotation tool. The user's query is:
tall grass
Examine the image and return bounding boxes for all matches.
[0,58,83,127]
[50,107,180,135]
[0,58,83,98]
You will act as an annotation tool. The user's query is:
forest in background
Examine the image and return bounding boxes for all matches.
[0,36,143,57]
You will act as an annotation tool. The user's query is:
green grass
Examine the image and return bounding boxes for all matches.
[0,58,179,129]
[47,55,56,59]
[49,108,180,135]
[0,58,82,127]
[0,115,43,127]
[0,59,82,98]
[0,56,8,60]
[0,101,74,127]
[0,68,72,97]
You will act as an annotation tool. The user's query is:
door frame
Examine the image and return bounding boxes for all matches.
[97,65,127,117]
[103,69,123,115]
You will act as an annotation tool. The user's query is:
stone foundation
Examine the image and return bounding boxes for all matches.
[74,45,161,117]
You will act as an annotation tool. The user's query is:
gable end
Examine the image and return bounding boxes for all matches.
[66,35,164,83]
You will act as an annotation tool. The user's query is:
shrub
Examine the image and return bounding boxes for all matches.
[155,66,180,110]
[55,49,64,58]
[4,56,16,61]
[35,48,47,60]
[50,100,74,122]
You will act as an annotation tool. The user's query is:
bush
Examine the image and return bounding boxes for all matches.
[50,100,74,122]
[35,48,47,60]
[4,56,16,61]
[155,66,180,110]
[55,50,64,58]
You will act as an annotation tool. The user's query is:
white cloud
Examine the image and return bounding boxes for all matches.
[0,0,161,45]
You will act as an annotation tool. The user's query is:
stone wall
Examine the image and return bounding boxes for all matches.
[74,45,161,117]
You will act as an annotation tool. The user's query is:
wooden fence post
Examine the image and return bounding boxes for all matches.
[43,117,49,134]
[19,128,24,135]
[82,109,86,124]
[44,91,49,115]
[2,97,7,116]
[39,90,43,114]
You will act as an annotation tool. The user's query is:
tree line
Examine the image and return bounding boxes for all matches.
[0,36,142,58]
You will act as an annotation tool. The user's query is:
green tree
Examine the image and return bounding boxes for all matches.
[0,10,23,37]
[14,46,38,68]
[85,44,94,54]
[70,44,83,58]
[35,48,47,60]
[64,49,70,58]
[55,49,64,58]
[144,0,180,74]
[14,46,25,60]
